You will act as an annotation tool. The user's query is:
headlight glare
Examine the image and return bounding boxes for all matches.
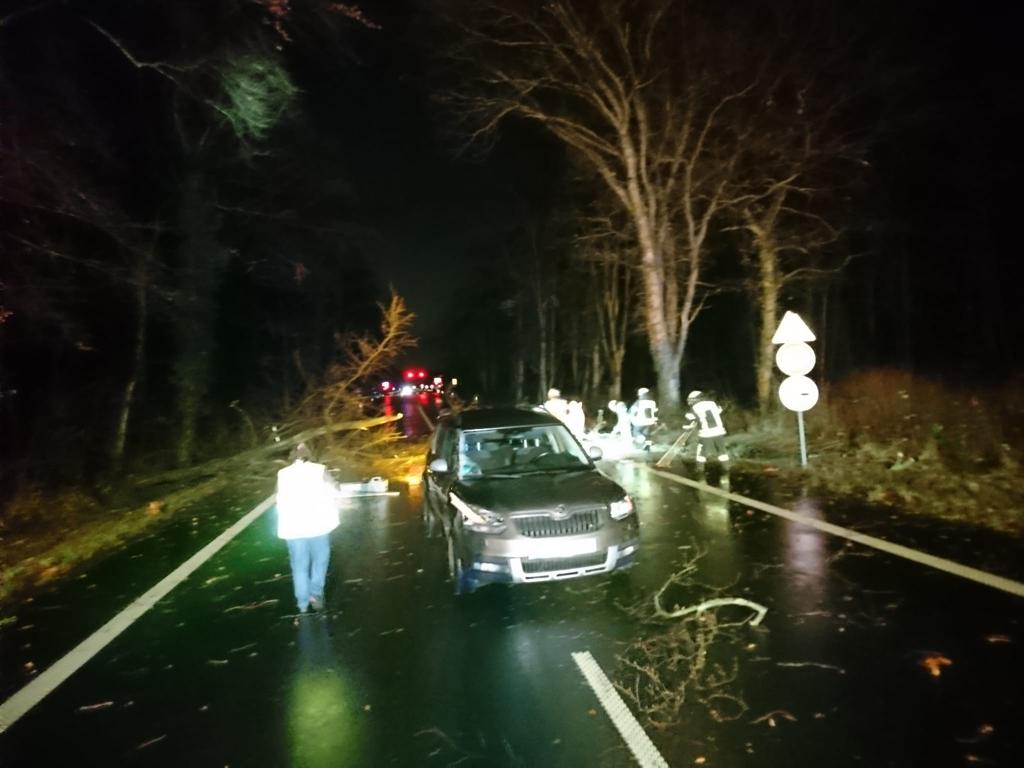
[609,497,634,520]
[451,494,506,533]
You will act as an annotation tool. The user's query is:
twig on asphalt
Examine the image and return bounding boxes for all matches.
[776,661,846,674]
[751,709,798,727]
[136,734,167,750]
[224,598,279,612]
[654,594,768,626]
[76,701,114,713]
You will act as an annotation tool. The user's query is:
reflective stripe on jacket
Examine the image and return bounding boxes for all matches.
[685,400,726,438]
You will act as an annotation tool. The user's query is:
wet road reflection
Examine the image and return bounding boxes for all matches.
[289,617,362,766]
[1,460,1021,766]
[380,394,442,438]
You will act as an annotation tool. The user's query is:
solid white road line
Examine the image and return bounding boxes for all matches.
[572,650,670,768]
[0,493,277,734]
[646,467,1024,599]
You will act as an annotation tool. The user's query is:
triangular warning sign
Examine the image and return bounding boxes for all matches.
[771,311,816,344]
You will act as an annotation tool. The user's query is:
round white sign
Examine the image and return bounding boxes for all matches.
[778,375,819,412]
[775,342,816,376]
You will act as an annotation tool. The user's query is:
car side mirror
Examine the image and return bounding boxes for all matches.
[587,445,604,461]
[429,457,450,473]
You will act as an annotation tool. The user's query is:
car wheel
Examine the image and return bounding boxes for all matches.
[447,534,473,596]
[421,494,438,538]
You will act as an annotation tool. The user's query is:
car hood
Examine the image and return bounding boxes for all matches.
[454,468,626,513]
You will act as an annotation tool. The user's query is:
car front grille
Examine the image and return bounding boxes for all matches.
[515,508,602,538]
[521,551,608,574]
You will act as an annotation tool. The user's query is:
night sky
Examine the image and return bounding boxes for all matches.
[1,0,1021,484]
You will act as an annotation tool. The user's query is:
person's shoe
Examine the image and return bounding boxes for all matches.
[308,595,323,611]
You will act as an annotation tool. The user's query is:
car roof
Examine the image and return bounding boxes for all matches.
[442,407,562,431]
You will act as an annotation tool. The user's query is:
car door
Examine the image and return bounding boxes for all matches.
[425,424,458,532]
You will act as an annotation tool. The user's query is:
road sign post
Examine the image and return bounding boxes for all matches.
[772,311,818,467]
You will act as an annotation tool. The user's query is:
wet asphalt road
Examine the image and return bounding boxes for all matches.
[1,460,1022,767]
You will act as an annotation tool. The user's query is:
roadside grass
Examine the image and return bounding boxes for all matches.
[0,474,239,605]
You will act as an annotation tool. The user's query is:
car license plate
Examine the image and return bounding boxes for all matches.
[528,537,597,558]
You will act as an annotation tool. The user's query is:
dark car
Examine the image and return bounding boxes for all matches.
[422,408,639,594]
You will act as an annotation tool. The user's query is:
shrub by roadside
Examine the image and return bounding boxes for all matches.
[723,369,1024,536]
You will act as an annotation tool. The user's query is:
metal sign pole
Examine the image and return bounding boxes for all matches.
[797,410,808,468]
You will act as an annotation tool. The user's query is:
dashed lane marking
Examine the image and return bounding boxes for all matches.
[572,650,670,768]
[646,467,1024,599]
[0,494,277,733]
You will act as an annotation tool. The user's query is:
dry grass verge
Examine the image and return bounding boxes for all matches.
[0,474,236,604]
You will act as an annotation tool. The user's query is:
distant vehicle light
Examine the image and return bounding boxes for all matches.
[381,380,391,391]
[418,370,426,379]
[399,384,415,396]
[405,370,415,380]
[451,377,459,386]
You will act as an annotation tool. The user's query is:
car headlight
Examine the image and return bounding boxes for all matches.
[450,494,506,533]
[609,497,635,520]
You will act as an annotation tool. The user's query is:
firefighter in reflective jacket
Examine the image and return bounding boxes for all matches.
[684,391,729,464]
[629,387,658,448]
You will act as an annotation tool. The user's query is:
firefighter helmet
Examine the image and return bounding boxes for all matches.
[686,390,702,405]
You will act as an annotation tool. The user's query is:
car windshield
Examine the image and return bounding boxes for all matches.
[457,424,590,478]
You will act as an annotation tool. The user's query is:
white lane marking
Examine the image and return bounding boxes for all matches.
[572,651,669,768]
[0,494,277,733]
[646,467,1024,599]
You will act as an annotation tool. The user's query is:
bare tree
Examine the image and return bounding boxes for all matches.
[573,207,634,401]
[435,0,765,407]
[731,4,890,412]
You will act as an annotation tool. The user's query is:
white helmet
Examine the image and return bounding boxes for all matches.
[687,390,702,405]
[637,387,650,397]
[547,387,561,399]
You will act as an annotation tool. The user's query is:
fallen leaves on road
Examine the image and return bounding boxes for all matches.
[694,757,707,765]
[985,634,1011,644]
[147,501,163,516]
[587,708,598,717]
[919,654,953,677]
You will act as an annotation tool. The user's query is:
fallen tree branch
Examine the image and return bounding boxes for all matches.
[654,594,768,627]
[136,413,402,487]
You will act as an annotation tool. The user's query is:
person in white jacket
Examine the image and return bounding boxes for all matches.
[276,443,339,613]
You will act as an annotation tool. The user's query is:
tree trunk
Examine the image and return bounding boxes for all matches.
[536,295,548,402]
[638,236,682,408]
[610,347,625,402]
[588,340,602,403]
[174,171,225,466]
[755,240,780,415]
[112,259,148,468]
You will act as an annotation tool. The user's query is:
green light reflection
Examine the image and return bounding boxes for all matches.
[287,618,362,767]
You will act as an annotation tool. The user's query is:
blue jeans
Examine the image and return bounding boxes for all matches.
[286,534,331,611]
